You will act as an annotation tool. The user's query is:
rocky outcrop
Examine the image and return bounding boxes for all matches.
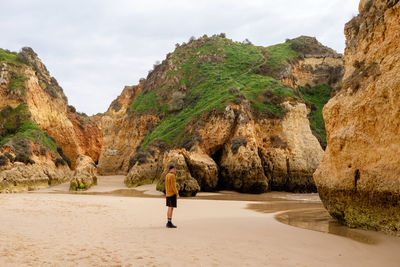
[217,105,268,193]
[69,154,97,191]
[0,162,71,193]
[99,35,340,195]
[124,161,160,187]
[182,150,219,192]
[199,101,322,193]
[124,144,163,187]
[125,146,218,193]
[285,57,344,92]
[156,150,200,197]
[266,36,344,92]
[0,47,101,169]
[0,142,72,193]
[123,100,322,194]
[97,83,162,175]
[257,102,323,192]
[314,0,400,234]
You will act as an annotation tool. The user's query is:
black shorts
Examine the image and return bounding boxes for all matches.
[166,195,177,208]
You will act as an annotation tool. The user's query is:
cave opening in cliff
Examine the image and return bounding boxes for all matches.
[210,147,223,166]
[210,147,227,190]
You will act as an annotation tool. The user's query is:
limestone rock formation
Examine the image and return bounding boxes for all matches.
[124,100,322,194]
[125,146,218,193]
[0,47,101,169]
[98,34,341,195]
[182,150,219,192]
[218,105,268,193]
[264,36,344,92]
[0,162,71,193]
[124,144,163,187]
[123,99,323,194]
[124,161,160,187]
[286,57,343,92]
[156,150,200,197]
[69,154,97,191]
[257,102,323,192]
[0,142,72,192]
[98,83,161,175]
[314,0,400,234]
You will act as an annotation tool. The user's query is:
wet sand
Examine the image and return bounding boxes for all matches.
[0,175,399,266]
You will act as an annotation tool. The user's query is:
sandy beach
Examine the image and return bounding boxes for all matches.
[1,176,400,267]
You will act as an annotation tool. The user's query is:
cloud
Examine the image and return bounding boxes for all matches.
[0,0,359,115]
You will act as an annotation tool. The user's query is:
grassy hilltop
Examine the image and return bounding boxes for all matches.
[127,35,334,149]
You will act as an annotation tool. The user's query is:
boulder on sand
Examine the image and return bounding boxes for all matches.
[156,150,200,197]
[69,155,97,191]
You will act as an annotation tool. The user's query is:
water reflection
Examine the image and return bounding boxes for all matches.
[248,202,379,245]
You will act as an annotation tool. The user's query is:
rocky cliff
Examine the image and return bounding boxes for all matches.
[314,0,400,234]
[100,35,343,195]
[0,48,101,191]
[97,83,160,175]
[266,36,344,92]
[0,48,101,169]
[0,129,72,192]
[69,154,98,191]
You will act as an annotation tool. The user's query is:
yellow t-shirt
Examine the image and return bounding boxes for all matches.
[165,172,179,197]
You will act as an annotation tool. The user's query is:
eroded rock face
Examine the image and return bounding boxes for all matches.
[0,145,72,193]
[24,63,101,168]
[314,0,400,234]
[124,161,160,187]
[252,102,323,193]
[153,101,321,195]
[156,150,200,197]
[99,36,338,195]
[182,149,219,192]
[97,83,162,175]
[1,48,101,191]
[98,113,159,175]
[0,48,102,168]
[70,154,97,191]
[276,37,344,92]
[280,102,323,191]
[286,57,344,92]
[108,92,323,195]
[124,145,163,187]
[218,106,268,193]
[0,162,71,193]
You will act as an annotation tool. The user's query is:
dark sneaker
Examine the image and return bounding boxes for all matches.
[166,222,177,228]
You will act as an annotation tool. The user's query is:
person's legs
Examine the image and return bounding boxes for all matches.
[166,196,177,228]
[166,207,177,228]
[167,207,173,219]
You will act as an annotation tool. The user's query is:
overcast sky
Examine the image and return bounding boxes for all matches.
[1,0,359,115]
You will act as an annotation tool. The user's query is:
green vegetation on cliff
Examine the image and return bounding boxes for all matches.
[130,87,166,113]
[1,47,66,101]
[0,104,57,151]
[127,35,333,149]
[0,49,20,64]
[133,36,300,149]
[0,49,28,65]
[9,74,26,91]
[286,36,338,57]
[299,84,332,148]
[262,42,299,70]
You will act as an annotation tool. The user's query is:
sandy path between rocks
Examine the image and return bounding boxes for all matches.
[1,192,400,266]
